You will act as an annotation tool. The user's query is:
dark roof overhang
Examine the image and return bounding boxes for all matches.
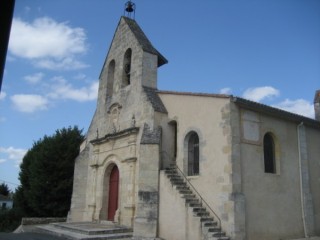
[122,17,168,67]
[232,96,320,129]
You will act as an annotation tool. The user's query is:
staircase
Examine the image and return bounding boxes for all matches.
[164,167,230,240]
[36,221,133,240]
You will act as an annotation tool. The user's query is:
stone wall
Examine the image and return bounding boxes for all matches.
[158,171,202,240]
[240,110,307,239]
[158,92,236,237]
[21,218,66,225]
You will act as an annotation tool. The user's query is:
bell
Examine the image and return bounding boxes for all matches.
[125,2,134,13]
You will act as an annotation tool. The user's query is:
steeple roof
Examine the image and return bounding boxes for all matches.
[122,17,168,67]
[314,90,320,103]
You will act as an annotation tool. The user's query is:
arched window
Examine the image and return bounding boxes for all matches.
[187,132,199,176]
[263,132,276,173]
[107,60,115,97]
[122,48,132,87]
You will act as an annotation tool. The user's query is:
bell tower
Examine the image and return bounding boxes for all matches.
[97,5,167,111]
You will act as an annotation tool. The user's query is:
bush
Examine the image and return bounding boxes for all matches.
[0,209,22,232]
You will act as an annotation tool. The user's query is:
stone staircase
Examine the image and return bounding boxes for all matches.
[164,167,230,240]
[36,221,133,240]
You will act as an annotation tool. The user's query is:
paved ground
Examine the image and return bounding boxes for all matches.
[0,232,66,240]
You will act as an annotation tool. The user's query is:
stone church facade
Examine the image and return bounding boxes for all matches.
[68,16,320,240]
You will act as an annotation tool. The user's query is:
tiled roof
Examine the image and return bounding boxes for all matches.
[314,90,320,103]
[158,90,230,98]
[122,17,168,67]
[158,89,319,128]
[141,124,161,144]
[143,86,168,113]
[233,96,320,129]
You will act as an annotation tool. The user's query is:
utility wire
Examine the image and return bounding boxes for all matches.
[0,179,19,186]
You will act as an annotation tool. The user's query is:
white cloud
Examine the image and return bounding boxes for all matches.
[74,73,87,80]
[11,94,48,113]
[242,86,279,102]
[0,91,6,100]
[219,88,232,94]
[48,77,98,102]
[273,99,314,119]
[10,76,97,112]
[0,159,6,164]
[0,147,27,166]
[36,57,89,70]
[24,72,44,84]
[9,17,88,70]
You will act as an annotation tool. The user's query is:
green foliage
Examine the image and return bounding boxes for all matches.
[0,208,22,232]
[0,183,10,196]
[14,126,84,218]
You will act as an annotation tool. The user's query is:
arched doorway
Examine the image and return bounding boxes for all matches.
[108,165,119,221]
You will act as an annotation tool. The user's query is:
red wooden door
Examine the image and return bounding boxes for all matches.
[108,165,119,221]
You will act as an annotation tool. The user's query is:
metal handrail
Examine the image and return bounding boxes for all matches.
[161,151,222,229]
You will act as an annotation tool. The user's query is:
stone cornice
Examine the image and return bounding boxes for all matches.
[90,127,139,145]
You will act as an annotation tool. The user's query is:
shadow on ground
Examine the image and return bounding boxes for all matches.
[0,232,66,240]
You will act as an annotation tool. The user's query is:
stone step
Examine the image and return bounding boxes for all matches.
[200,217,214,222]
[179,190,193,195]
[214,237,230,240]
[185,198,199,204]
[165,166,176,170]
[170,180,185,185]
[169,178,183,183]
[208,227,221,233]
[192,207,206,212]
[203,221,218,227]
[189,202,202,207]
[36,223,133,240]
[170,177,183,182]
[196,212,210,217]
[51,222,132,235]
[175,186,189,190]
[181,193,196,199]
[165,166,177,170]
[212,231,226,237]
[166,174,179,178]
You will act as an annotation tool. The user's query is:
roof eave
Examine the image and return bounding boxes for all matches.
[232,97,320,129]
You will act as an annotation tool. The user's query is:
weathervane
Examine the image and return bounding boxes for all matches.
[124,1,136,19]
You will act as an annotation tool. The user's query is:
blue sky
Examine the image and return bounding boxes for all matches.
[1,0,319,190]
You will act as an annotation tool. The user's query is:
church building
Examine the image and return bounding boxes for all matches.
[68,6,320,240]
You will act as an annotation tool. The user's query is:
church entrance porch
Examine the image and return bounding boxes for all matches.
[86,127,139,227]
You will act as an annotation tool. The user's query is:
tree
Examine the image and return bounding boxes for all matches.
[15,126,84,217]
[0,183,10,196]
